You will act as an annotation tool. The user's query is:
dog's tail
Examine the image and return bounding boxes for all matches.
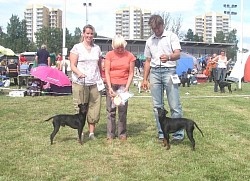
[194,122,204,137]
[44,117,54,122]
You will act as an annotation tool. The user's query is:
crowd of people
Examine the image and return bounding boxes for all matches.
[200,49,229,92]
[0,43,66,87]
[177,48,230,92]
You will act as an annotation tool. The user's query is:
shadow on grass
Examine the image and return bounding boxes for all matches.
[94,120,151,140]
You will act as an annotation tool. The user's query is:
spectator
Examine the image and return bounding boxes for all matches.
[213,49,228,92]
[189,67,198,85]
[56,53,63,70]
[19,54,27,65]
[50,53,57,67]
[135,57,141,76]
[209,53,217,82]
[6,59,18,85]
[100,56,106,83]
[35,44,50,66]
[19,61,29,75]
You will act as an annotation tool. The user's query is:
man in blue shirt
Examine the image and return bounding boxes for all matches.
[35,44,50,66]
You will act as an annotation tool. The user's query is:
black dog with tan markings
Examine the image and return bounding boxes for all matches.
[157,108,204,151]
[219,81,232,93]
[45,103,88,145]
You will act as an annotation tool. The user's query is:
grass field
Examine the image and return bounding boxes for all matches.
[0,81,250,181]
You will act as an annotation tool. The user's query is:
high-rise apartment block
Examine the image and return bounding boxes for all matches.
[195,12,229,43]
[24,4,62,42]
[50,8,62,29]
[115,6,151,40]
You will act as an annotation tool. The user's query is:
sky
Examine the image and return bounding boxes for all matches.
[0,0,249,49]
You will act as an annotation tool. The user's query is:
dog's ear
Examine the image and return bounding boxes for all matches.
[157,108,165,118]
[164,109,169,115]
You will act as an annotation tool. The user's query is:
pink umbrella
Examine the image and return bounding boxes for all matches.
[30,66,71,87]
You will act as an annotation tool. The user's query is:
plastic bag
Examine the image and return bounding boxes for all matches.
[112,87,134,107]
[3,79,10,87]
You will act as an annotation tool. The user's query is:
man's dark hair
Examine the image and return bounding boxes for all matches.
[148,15,164,28]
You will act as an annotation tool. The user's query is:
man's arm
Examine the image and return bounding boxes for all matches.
[47,56,51,66]
[35,55,38,64]
[160,49,181,63]
[142,58,151,90]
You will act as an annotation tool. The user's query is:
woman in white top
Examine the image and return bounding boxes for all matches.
[70,24,102,140]
[213,49,228,92]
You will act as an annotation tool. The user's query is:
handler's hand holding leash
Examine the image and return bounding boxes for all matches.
[160,54,171,63]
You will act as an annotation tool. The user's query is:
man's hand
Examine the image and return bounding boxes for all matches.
[142,80,149,90]
[160,54,169,63]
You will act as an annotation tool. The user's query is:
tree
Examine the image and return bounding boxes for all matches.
[35,27,63,53]
[155,12,182,36]
[63,27,82,55]
[225,29,238,61]
[15,19,30,52]
[214,31,226,43]
[193,33,203,42]
[170,15,182,37]
[0,30,8,47]
[5,15,30,53]
[184,29,194,41]
[158,12,171,31]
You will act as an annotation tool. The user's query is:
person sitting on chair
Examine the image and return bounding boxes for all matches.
[6,59,18,85]
[19,62,30,75]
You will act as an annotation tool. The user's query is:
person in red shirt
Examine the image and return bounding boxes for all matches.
[19,54,27,65]
[56,53,63,70]
[105,35,135,142]
[100,56,106,83]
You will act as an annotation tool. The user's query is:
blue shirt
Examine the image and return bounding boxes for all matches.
[20,64,29,74]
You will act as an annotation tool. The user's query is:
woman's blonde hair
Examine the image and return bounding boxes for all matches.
[80,24,95,44]
[112,35,127,49]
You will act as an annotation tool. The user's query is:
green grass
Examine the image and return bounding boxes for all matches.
[0,82,250,181]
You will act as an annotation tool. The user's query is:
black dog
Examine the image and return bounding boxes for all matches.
[45,103,88,145]
[219,81,232,93]
[180,71,190,87]
[157,108,204,151]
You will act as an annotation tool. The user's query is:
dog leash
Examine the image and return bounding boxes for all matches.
[78,77,87,103]
[159,59,164,107]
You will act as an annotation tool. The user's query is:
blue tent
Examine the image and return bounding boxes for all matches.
[176,52,197,75]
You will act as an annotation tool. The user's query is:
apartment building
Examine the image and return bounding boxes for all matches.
[115,6,151,40]
[195,12,229,43]
[50,8,62,29]
[24,4,62,42]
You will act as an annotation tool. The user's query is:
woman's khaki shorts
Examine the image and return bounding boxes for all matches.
[72,82,101,124]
